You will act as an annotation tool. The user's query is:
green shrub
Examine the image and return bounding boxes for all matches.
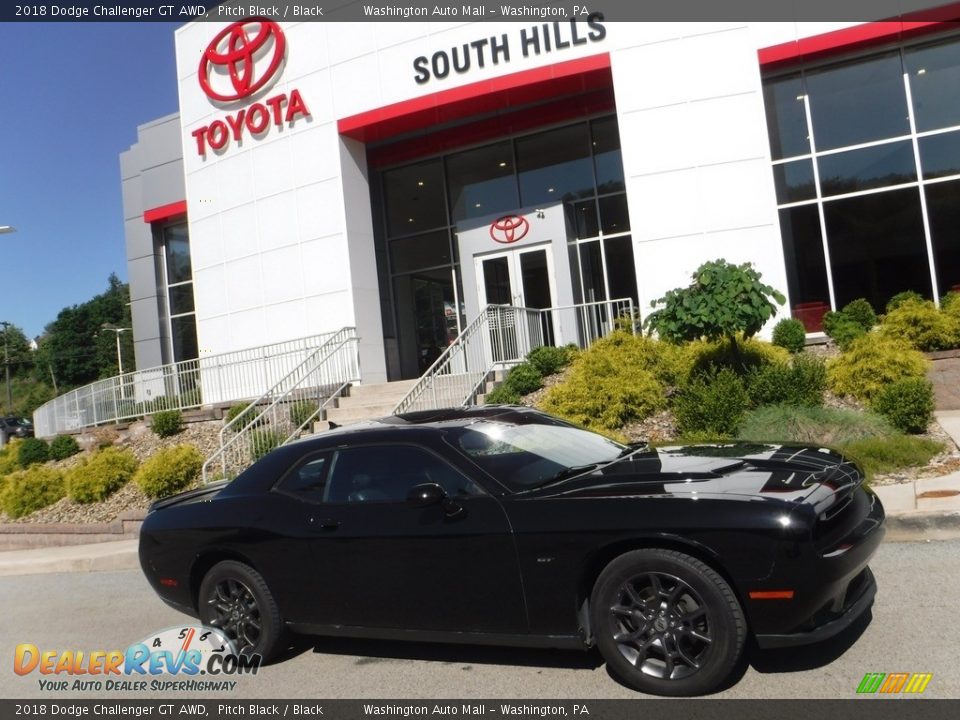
[0,465,66,518]
[526,345,575,376]
[828,336,928,403]
[66,447,138,504]
[289,400,319,428]
[673,368,749,437]
[0,439,21,476]
[942,291,960,313]
[502,362,543,396]
[685,336,790,378]
[772,318,806,354]
[49,435,81,461]
[840,435,943,477]
[538,333,672,431]
[739,405,895,446]
[872,378,935,434]
[822,310,867,349]
[250,429,282,461]
[879,298,960,351]
[134,445,203,499]
[747,354,825,408]
[17,437,50,468]
[225,403,262,430]
[484,384,521,405]
[151,409,183,438]
[887,290,925,312]
[841,298,878,331]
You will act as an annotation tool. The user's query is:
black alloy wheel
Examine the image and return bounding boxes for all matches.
[198,560,284,661]
[592,549,745,696]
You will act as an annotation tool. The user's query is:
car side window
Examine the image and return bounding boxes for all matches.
[324,445,485,504]
[275,454,330,500]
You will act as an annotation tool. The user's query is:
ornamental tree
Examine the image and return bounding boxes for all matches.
[643,259,785,369]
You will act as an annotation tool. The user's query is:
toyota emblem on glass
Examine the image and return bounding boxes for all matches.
[490,214,530,244]
[198,18,286,103]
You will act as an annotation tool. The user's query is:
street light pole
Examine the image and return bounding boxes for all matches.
[1,321,11,413]
[101,326,130,375]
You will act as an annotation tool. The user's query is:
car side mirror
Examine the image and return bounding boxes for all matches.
[407,482,446,508]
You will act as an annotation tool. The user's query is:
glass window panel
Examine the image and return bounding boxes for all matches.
[568,244,583,304]
[591,116,626,193]
[578,241,606,303]
[603,236,638,304]
[772,159,817,203]
[278,455,330,499]
[763,74,810,160]
[919,131,960,179]
[599,194,630,235]
[906,39,960,133]
[170,314,198,362]
[517,124,594,206]
[817,141,916,197]
[567,200,599,239]
[389,230,451,274]
[168,283,195,315]
[446,142,519,223]
[806,53,909,151]
[163,223,192,285]
[519,250,553,310]
[384,160,446,237]
[481,256,512,305]
[823,187,932,311]
[924,180,960,297]
[778,205,830,332]
[393,268,458,375]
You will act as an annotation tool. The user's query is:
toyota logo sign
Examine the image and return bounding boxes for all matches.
[489,215,530,244]
[199,18,286,102]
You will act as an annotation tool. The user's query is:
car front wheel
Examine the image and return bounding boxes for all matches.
[592,549,745,696]
[198,560,285,661]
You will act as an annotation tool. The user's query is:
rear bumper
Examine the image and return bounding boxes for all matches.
[754,566,876,648]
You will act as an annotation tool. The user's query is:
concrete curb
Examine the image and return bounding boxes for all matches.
[883,511,960,542]
[0,539,139,577]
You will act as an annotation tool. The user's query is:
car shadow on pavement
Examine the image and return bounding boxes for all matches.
[276,635,603,671]
[747,608,873,674]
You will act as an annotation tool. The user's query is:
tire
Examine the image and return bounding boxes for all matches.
[198,560,285,662]
[591,549,745,696]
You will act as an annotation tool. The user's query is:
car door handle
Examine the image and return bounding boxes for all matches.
[315,518,340,531]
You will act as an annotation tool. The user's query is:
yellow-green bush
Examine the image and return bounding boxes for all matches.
[66,447,139,504]
[538,332,670,431]
[134,444,203,499]
[0,466,66,518]
[878,298,960,351]
[827,336,929,404]
[0,438,22,477]
[683,336,789,378]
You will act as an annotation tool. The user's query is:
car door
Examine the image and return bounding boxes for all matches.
[302,443,528,635]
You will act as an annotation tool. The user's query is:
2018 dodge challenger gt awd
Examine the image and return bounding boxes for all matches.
[139,406,884,696]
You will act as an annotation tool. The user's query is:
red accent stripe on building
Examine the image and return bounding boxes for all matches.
[143,200,187,224]
[758,6,960,69]
[338,53,612,145]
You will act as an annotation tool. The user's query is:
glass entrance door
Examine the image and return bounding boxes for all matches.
[475,246,557,359]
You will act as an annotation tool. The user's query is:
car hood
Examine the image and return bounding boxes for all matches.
[534,442,863,507]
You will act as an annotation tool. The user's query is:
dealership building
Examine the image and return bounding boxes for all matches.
[121,11,960,386]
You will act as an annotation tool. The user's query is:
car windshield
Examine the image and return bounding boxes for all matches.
[448,421,628,491]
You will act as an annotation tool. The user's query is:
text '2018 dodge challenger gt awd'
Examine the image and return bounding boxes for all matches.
[139,406,884,696]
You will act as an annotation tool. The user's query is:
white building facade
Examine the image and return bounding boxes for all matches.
[126,14,960,383]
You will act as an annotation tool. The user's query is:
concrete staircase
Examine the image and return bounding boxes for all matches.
[324,379,419,426]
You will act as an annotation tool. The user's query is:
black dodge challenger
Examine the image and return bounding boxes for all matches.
[139,406,884,696]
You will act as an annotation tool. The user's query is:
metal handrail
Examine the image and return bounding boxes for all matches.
[32,331,338,438]
[201,328,360,483]
[392,298,635,415]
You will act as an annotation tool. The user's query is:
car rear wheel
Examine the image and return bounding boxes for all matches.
[592,549,745,696]
[198,560,284,661]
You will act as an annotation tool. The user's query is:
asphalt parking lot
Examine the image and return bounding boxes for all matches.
[3,539,959,700]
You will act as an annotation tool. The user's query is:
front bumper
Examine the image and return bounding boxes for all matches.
[754,566,876,648]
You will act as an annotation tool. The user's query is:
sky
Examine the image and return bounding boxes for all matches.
[0,22,182,340]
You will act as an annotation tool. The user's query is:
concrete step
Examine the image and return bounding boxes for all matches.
[325,402,397,425]
[346,380,417,401]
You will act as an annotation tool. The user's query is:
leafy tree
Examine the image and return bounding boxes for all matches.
[644,259,785,371]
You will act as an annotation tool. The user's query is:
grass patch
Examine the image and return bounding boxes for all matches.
[738,405,894,446]
[839,436,944,477]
